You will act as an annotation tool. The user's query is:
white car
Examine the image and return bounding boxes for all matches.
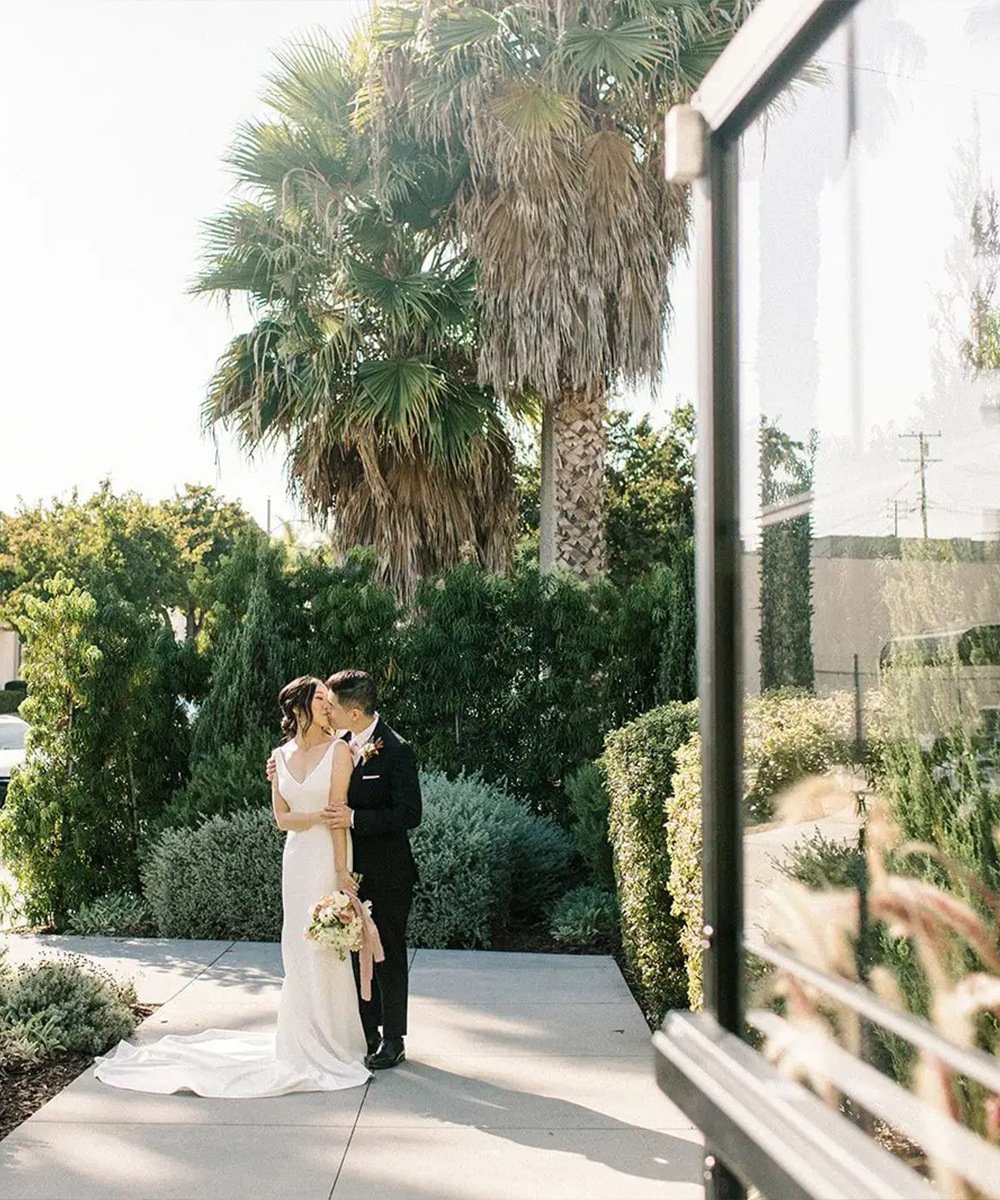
[0,715,28,806]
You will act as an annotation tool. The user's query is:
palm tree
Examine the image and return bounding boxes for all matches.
[367,0,751,578]
[195,35,518,598]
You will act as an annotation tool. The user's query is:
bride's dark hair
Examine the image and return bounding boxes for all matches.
[278,676,324,740]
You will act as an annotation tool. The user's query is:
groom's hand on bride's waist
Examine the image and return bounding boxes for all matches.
[265,754,277,783]
[321,803,353,830]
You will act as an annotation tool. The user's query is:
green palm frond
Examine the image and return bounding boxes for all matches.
[487,81,581,141]
[370,3,421,50]
[560,19,667,82]
[675,26,740,88]
[424,378,509,464]
[346,259,449,336]
[192,204,300,305]
[355,357,445,441]
[263,32,357,125]
[426,6,502,57]
[227,120,354,198]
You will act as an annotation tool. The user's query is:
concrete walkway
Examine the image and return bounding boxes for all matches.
[0,936,702,1200]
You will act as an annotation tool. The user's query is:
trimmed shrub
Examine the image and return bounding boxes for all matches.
[0,690,23,716]
[666,690,857,1009]
[564,761,615,890]
[407,773,512,949]
[409,772,574,946]
[142,772,571,946]
[548,885,618,949]
[664,731,704,1009]
[507,809,574,923]
[67,892,156,937]
[605,701,698,1023]
[143,807,284,940]
[779,831,866,891]
[0,954,136,1056]
[743,690,854,824]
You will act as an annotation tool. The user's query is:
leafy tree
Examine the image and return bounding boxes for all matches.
[605,404,694,584]
[160,485,259,644]
[0,485,179,630]
[660,532,696,702]
[195,35,518,599]
[759,419,815,691]
[190,548,294,762]
[368,0,749,578]
[0,577,189,924]
[517,404,696,580]
[0,484,255,648]
[308,548,402,697]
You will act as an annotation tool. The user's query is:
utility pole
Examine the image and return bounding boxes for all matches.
[899,432,941,540]
[887,496,916,538]
[887,498,900,537]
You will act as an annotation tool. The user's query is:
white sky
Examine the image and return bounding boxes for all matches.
[736,0,1000,544]
[0,0,369,531]
[0,0,696,532]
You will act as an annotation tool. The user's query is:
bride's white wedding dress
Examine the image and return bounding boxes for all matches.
[94,740,370,1097]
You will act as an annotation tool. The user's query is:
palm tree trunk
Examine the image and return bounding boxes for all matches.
[542,384,607,579]
[539,401,557,573]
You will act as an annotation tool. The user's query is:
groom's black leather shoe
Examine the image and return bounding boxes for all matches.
[367,1037,405,1070]
[365,1034,382,1058]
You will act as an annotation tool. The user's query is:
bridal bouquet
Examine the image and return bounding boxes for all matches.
[304,891,370,960]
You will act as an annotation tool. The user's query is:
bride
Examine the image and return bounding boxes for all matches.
[94,676,372,1096]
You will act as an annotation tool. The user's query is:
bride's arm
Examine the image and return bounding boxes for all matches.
[327,742,358,894]
[271,777,323,831]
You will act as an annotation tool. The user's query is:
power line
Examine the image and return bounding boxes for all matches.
[887,495,917,537]
[899,431,942,539]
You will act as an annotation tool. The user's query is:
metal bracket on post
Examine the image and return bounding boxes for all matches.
[665,104,709,183]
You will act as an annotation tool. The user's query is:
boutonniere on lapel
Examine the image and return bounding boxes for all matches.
[359,737,384,766]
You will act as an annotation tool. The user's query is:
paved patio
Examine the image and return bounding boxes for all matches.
[0,936,702,1200]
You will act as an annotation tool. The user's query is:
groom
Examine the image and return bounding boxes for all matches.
[269,668,421,1070]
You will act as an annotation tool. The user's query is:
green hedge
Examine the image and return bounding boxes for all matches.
[664,731,704,1009]
[605,701,698,1023]
[0,690,23,716]
[665,690,856,1009]
[143,772,575,946]
[143,807,284,941]
[407,773,513,948]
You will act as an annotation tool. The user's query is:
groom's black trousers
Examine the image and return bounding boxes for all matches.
[353,885,413,1040]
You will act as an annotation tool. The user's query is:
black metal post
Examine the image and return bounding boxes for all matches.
[695,132,745,1200]
[853,651,863,759]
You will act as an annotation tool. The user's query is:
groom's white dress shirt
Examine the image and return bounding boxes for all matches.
[348,712,380,765]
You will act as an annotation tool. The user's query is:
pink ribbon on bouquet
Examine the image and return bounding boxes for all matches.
[348,893,385,1001]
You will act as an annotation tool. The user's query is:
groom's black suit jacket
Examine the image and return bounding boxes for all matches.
[345,718,420,891]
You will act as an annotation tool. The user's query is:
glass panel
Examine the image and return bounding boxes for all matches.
[735,0,1000,1176]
